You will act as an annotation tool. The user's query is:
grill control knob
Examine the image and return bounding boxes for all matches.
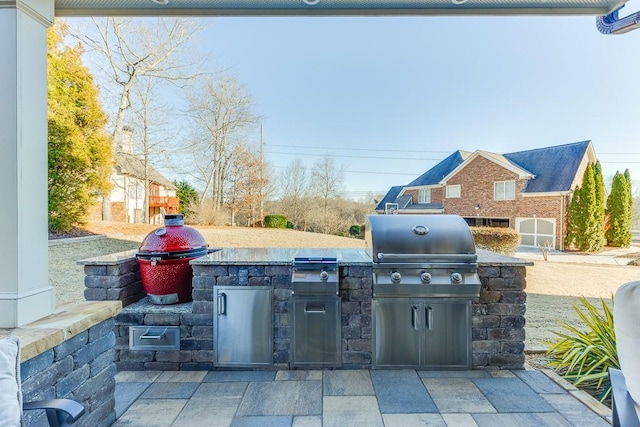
[390,272,402,284]
[451,272,463,283]
[319,271,329,281]
[420,272,432,283]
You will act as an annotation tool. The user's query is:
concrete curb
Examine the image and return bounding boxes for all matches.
[48,234,106,246]
[539,367,613,425]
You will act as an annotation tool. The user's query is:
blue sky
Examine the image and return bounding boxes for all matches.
[195,13,640,198]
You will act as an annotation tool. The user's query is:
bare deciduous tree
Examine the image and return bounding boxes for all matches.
[73,17,205,220]
[186,74,259,210]
[311,156,345,234]
[225,144,267,226]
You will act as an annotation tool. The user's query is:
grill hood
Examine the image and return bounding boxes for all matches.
[367,214,476,264]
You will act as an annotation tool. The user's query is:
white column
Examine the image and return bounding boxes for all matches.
[0,0,55,327]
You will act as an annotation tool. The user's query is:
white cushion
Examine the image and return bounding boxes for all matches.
[614,281,640,420]
[0,336,22,427]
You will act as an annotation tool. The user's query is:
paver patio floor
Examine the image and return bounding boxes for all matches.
[113,369,611,427]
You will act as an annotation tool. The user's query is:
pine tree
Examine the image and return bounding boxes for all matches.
[48,22,112,232]
[606,171,632,247]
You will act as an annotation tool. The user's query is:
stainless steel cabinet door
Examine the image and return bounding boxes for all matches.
[422,301,471,369]
[292,296,341,367]
[373,299,422,368]
[214,286,272,367]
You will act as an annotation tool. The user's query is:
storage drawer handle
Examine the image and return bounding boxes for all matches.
[304,305,326,314]
[140,328,167,340]
[426,307,433,331]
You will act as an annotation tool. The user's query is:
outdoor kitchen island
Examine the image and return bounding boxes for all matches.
[106,247,531,372]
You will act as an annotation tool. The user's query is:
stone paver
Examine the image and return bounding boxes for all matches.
[423,378,496,413]
[139,382,200,399]
[371,369,438,413]
[236,380,322,416]
[382,413,447,426]
[323,396,383,427]
[113,398,188,427]
[514,370,566,394]
[472,377,556,413]
[323,370,374,396]
[115,382,151,418]
[114,369,611,426]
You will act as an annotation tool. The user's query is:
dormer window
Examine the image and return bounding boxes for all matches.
[418,189,431,203]
[495,180,515,200]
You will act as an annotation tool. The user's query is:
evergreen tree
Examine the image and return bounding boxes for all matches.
[567,164,604,252]
[48,22,112,232]
[593,161,606,247]
[565,185,582,249]
[606,171,632,247]
[174,179,199,218]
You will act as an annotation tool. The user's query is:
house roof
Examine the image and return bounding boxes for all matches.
[440,150,535,184]
[375,186,404,211]
[377,141,594,211]
[503,140,593,193]
[406,150,471,187]
[115,152,177,190]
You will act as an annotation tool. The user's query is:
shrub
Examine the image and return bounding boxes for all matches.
[470,227,520,255]
[349,225,360,237]
[546,296,618,402]
[263,214,287,229]
[286,221,295,229]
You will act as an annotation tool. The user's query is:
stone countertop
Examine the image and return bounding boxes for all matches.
[190,247,532,266]
[190,248,374,266]
[0,301,122,362]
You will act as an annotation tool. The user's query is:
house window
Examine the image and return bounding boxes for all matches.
[418,189,431,203]
[494,181,515,201]
[446,185,461,198]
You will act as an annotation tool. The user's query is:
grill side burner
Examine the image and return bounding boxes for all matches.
[291,257,341,368]
[368,214,481,370]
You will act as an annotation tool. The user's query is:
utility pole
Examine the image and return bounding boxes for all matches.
[260,125,264,224]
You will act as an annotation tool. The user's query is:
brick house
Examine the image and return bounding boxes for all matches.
[375,141,597,249]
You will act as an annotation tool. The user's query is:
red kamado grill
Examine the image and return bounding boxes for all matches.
[137,214,208,305]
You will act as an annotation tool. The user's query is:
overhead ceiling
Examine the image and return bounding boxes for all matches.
[54,0,626,17]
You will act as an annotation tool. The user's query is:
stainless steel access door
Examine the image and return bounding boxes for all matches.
[372,298,472,369]
[423,301,471,369]
[292,296,341,367]
[372,299,422,368]
[214,286,272,367]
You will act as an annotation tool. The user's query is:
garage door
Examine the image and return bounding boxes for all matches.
[517,218,555,248]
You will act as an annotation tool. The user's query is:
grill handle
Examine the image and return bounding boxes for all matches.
[217,292,227,315]
[426,307,433,331]
[376,253,477,262]
[412,306,420,330]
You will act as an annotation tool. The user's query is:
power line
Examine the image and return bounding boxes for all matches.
[270,164,418,176]
[267,150,442,161]
[267,143,450,154]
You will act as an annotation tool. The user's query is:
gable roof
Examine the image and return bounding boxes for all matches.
[375,186,404,211]
[440,150,535,184]
[406,150,471,187]
[503,140,593,193]
[115,152,177,190]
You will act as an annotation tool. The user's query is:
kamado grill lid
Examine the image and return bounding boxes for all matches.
[137,214,208,260]
[367,214,476,263]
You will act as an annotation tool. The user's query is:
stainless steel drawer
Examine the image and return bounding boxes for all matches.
[129,326,180,351]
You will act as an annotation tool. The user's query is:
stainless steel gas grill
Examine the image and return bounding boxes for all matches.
[368,214,481,369]
[290,257,342,368]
